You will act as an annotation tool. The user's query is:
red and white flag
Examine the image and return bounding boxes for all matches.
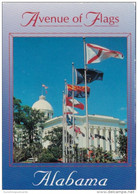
[64,106,78,114]
[86,43,124,64]
[66,96,84,110]
[42,84,48,89]
[69,125,81,133]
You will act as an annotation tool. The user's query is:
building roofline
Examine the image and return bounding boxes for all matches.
[45,114,126,126]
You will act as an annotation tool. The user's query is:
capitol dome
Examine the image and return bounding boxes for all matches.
[32,95,53,119]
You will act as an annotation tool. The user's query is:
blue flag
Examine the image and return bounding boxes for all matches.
[66,114,75,125]
[76,69,103,85]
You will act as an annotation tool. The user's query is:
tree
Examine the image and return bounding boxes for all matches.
[13,124,25,162]
[37,148,56,163]
[44,127,62,162]
[13,97,47,162]
[117,128,127,162]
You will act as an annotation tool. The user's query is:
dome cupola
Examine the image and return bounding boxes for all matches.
[32,95,53,119]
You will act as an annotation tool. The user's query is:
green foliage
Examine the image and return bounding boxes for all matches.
[13,144,25,163]
[38,148,57,163]
[13,97,47,162]
[44,127,62,160]
[89,147,115,163]
[118,128,127,162]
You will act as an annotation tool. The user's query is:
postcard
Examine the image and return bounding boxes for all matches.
[2,2,136,190]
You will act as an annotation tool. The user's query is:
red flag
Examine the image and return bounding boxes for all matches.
[66,96,84,110]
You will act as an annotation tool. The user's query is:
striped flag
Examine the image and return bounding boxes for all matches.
[86,43,124,64]
[67,84,90,98]
[64,106,78,114]
[66,96,84,110]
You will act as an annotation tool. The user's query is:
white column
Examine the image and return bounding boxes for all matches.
[111,128,115,152]
[116,128,120,149]
[103,128,106,151]
[99,128,104,150]
[93,127,98,148]
[105,128,110,152]
[90,127,94,148]
[114,129,118,152]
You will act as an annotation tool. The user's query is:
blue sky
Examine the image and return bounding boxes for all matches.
[13,37,127,122]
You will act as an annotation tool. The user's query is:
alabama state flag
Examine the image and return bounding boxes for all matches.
[86,43,124,64]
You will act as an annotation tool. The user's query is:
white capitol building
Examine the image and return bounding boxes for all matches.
[32,95,126,161]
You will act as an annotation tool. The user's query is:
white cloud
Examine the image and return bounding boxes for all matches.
[120,107,127,111]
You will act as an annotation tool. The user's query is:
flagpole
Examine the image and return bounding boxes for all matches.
[62,91,65,163]
[72,62,75,163]
[41,85,43,95]
[83,37,89,156]
[64,79,68,163]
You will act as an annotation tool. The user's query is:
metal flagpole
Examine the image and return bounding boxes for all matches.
[64,79,68,163]
[62,91,65,163]
[72,62,75,162]
[42,85,43,95]
[83,37,89,155]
